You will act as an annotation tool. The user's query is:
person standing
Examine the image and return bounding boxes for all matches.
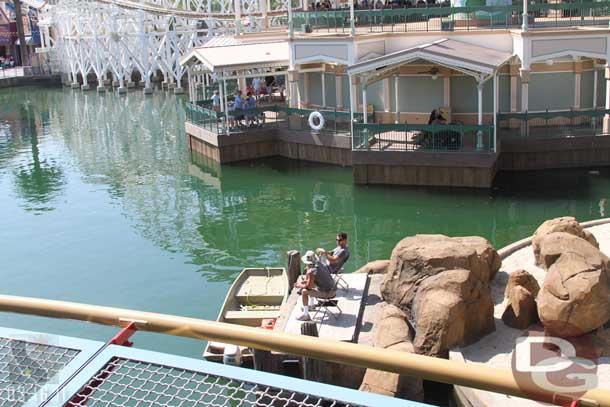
[317,232,350,273]
[211,90,221,113]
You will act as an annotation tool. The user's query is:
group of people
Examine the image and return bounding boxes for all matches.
[293,232,350,321]
[0,56,15,69]
[209,75,285,130]
[309,0,449,10]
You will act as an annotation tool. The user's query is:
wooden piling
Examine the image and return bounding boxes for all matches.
[286,250,301,288]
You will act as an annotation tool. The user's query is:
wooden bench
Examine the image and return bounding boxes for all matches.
[224,310,280,326]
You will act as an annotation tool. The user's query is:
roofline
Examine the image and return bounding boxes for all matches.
[347,39,513,77]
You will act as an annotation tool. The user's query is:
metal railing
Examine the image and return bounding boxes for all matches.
[186,102,373,136]
[0,65,53,79]
[498,108,610,139]
[185,102,221,134]
[353,122,495,152]
[293,1,610,33]
[0,294,609,407]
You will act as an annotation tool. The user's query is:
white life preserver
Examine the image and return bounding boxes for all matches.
[308,111,325,131]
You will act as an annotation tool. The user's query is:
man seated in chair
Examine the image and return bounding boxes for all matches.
[316,232,350,274]
[294,250,336,321]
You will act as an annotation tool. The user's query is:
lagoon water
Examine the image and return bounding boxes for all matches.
[1,86,609,358]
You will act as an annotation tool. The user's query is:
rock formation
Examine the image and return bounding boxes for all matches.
[359,304,424,401]
[537,232,606,271]
[537,251,610,337]
[354,260,390,275]
[502,269,540,329]
[504,269,540,299]
[380,234,497,357]
[532,216,599,266]
[502,286,538,329]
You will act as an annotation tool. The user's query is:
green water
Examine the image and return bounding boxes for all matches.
[1,86,609,358]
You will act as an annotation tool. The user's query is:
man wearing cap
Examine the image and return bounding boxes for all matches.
[294,250,335,321]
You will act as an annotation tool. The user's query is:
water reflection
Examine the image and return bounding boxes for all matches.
[4,92,66,213]
[0,86,609,285]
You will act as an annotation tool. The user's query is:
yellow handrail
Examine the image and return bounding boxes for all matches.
[0,294,607,407]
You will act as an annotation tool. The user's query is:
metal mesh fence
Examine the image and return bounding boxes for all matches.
[0,337,80,407]
[66,357,364,407]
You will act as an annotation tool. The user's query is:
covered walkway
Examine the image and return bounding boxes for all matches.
[347,38,513,153]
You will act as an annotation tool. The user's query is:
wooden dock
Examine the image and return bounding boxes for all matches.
[276,273,369,343]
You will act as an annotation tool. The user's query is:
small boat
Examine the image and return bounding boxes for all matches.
[203,267,289,363]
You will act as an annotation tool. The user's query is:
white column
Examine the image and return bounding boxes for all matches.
[336,74,343,109]
[260,0,268,29]
[477,80,484,151]
[522,0,529,31]
[362,84,368,124]
[321,72,326,107]
[349,0,355,36]
[574,60,582,110]
[520,69,530,113]
[493,73,498,153]
[303,72,310,105]
[349,75,355,149]
[383,78,391,113]
[604,61,610,135]
[235,0,242,33]
[219,76,225,112]
[223,78,230,135]
[394,74,399,123]
[593,68,599,108]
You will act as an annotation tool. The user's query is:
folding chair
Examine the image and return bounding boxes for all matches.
[311,289,342,320]
[330,252,350,291]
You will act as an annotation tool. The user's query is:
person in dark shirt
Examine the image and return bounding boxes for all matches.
[317,232,350,273]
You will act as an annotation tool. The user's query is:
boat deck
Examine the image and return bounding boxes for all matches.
[275,273,370,342]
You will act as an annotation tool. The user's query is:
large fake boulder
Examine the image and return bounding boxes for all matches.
[359,303,424,401]
[532,217,599,266]
[373,304,412,348]
[410,269,495,357]
[380,234,492,310]
[359,341,424,401]
[504,269,540,299]
[537,251,610,337]
[454,236,502,281]
[538,232,608,271]
[502,286,538,329]
[355,260,390,275]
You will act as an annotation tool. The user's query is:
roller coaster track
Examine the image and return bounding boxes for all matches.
[35,0,288,19]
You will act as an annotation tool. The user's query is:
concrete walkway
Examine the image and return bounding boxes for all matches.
[451,221,610,407]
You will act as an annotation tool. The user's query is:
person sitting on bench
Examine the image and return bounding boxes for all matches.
[294,250,336,321]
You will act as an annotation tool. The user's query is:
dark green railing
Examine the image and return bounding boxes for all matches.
[293,1,610,33]
[498,108,610,139]
[185,102,221,134]
[185,102,375,135]
[353,122,495,152]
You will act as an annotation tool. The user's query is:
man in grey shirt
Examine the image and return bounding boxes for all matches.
[318,232,350,273]
[294,250,336,321]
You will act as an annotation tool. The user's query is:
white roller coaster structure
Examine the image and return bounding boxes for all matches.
[34,0,296,92]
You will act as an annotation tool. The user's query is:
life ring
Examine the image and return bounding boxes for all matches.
[312,194,328,213]
[308,111,325,131]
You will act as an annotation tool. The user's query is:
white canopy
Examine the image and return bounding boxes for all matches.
[180,41,289,73]
[348,39,513,82]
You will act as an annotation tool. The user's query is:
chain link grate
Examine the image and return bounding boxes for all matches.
[67,357,365,407]
[0,337,80,407]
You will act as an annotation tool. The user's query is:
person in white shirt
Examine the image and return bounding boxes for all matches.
[211,90,220,113]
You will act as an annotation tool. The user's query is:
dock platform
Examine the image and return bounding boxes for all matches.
[276,273,369,343]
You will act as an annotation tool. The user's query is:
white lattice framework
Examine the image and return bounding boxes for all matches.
[35,0,295,92]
